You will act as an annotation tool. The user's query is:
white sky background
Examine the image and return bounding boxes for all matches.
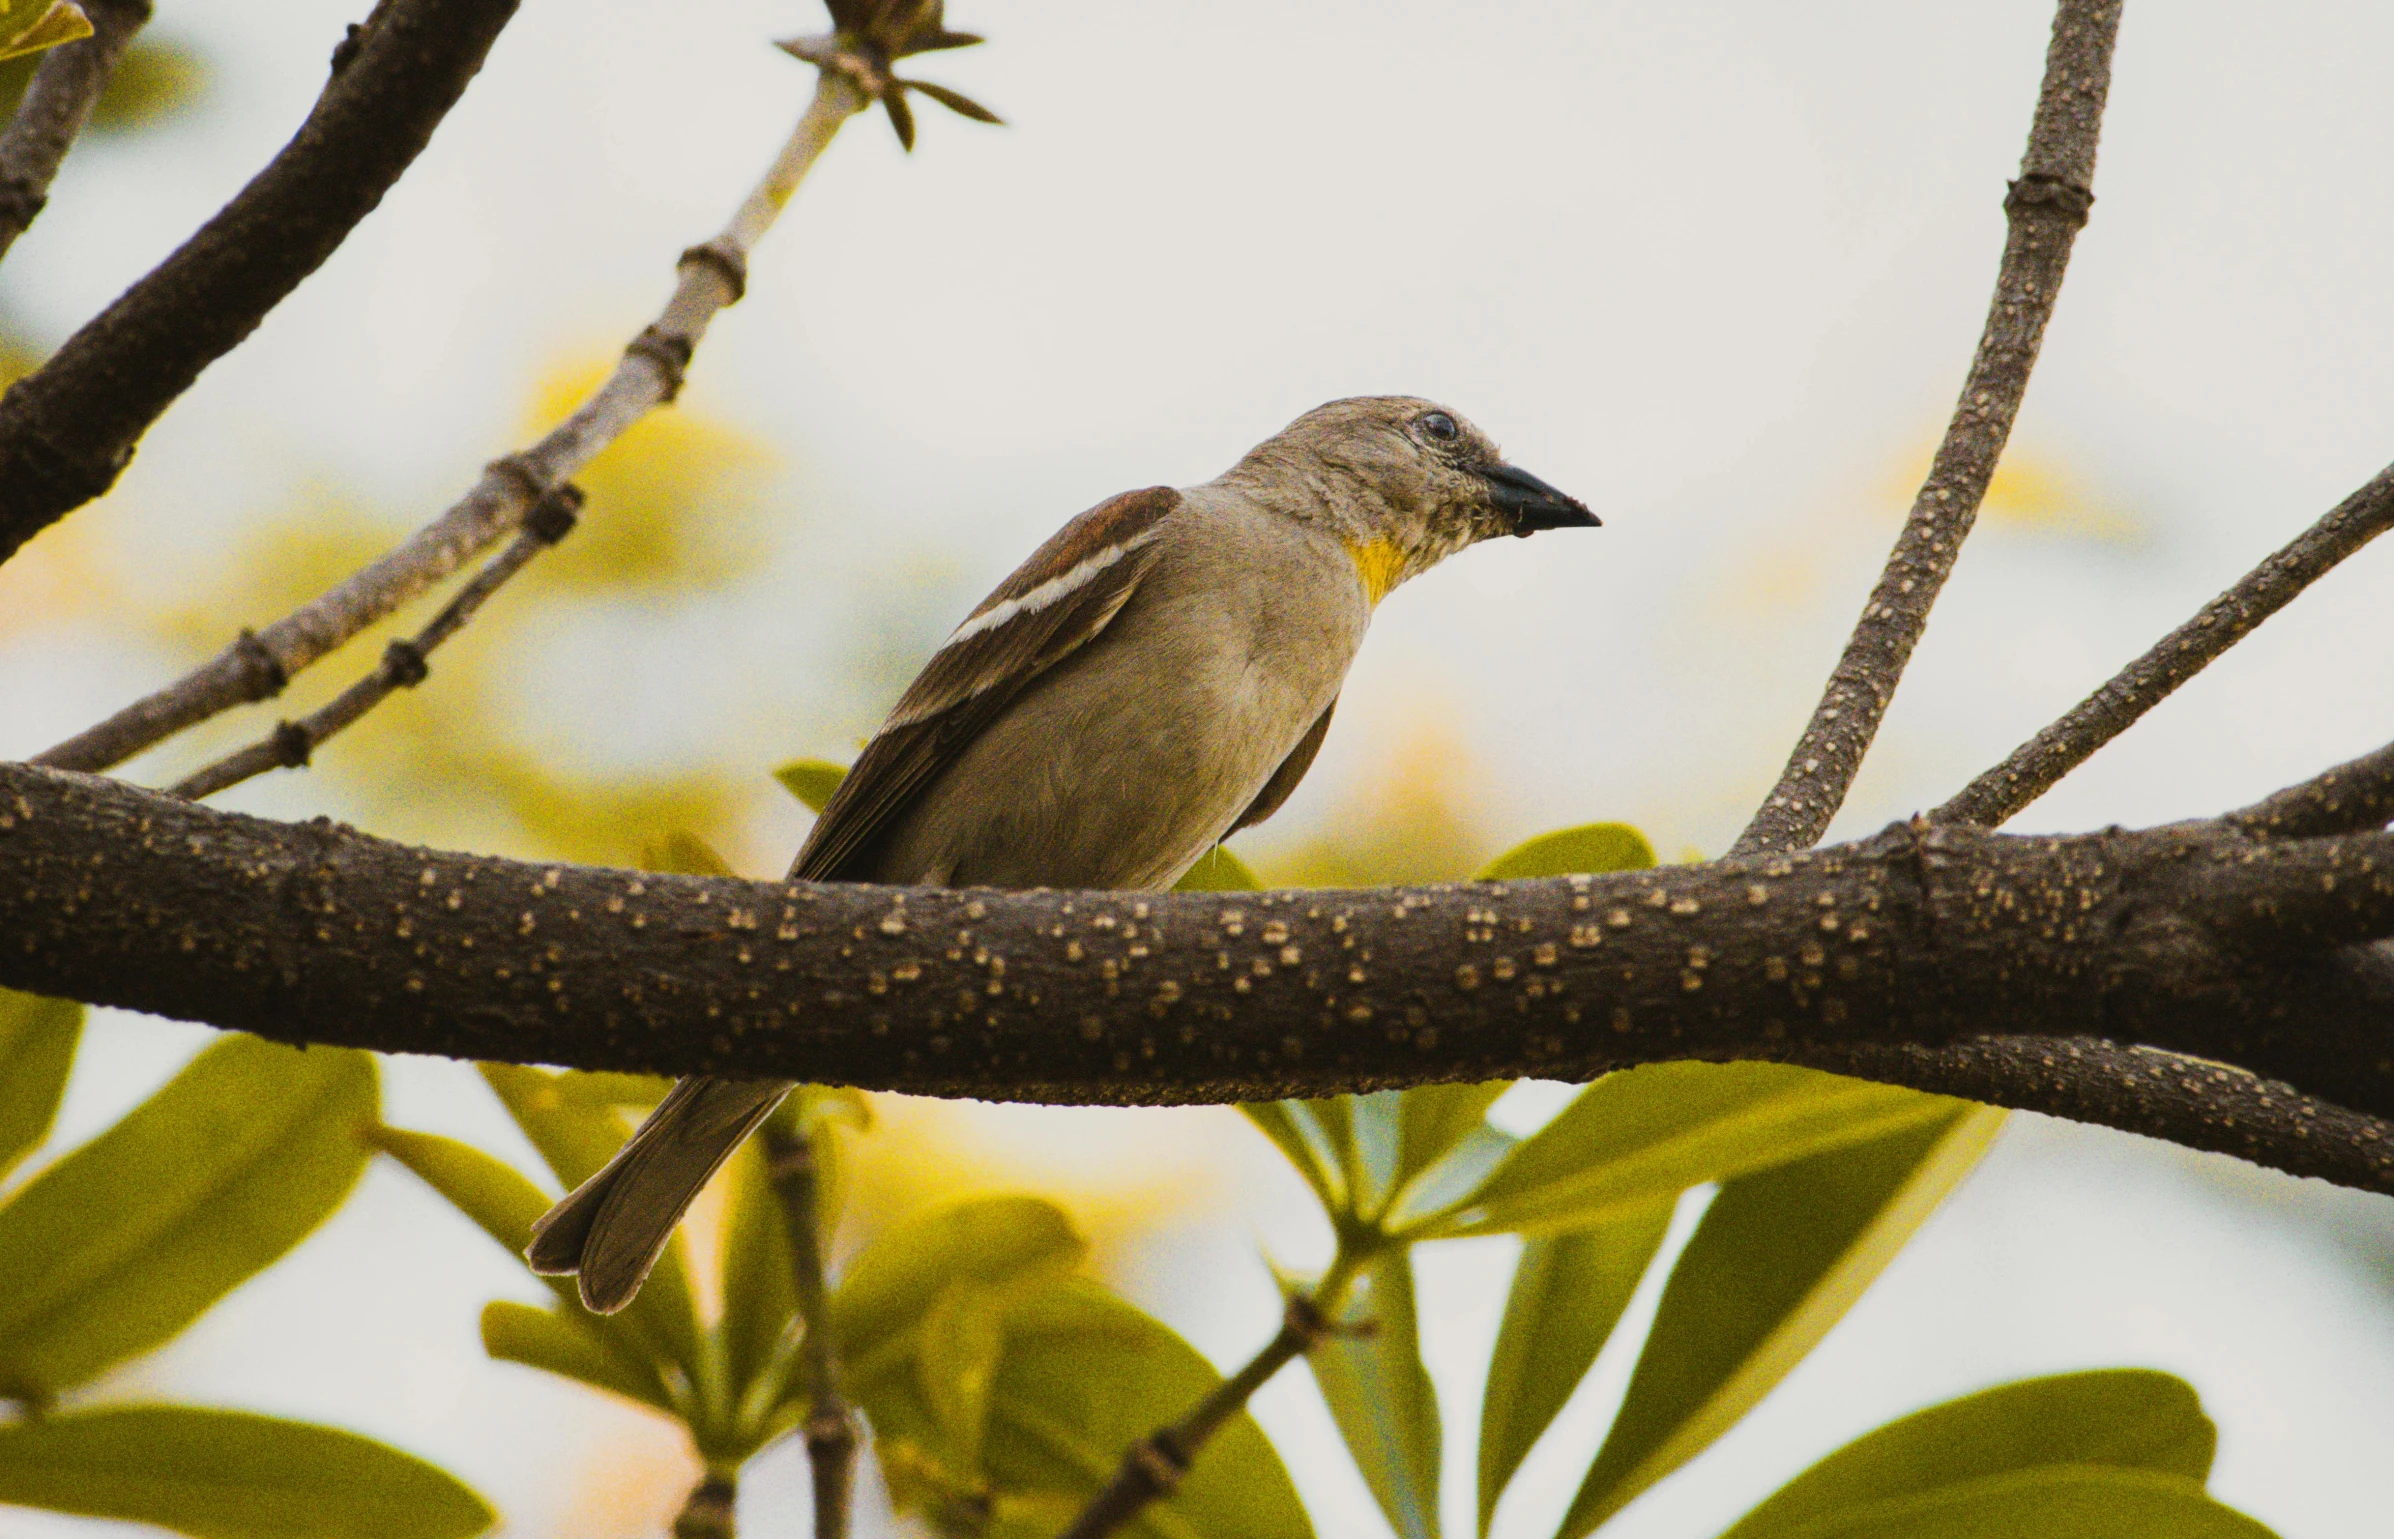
[6,0,2394,1535]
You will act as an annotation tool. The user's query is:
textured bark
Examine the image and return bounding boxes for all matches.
[1735,0,2124,856]
[4,762,2391,1195]
[0,0,521,565]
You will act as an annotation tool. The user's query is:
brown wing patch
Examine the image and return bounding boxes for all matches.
[1231,695,1337,835]
[791,487,1182,881]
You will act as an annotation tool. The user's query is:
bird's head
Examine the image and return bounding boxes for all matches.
[1219,395,1598,605]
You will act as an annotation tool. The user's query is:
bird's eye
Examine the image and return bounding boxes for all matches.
[1417,411,1460,445]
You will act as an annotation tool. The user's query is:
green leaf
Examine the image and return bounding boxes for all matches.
[0,1404,492,1539]
[1175,846,1262,892]
[1718,1370,2217,1539]
[775,758,849,813]
[641,829,736,878]
[1396,1082,1513,1194]
[1555,1104,2005,1539]
[0,0,89,63]
[1476,823,1657,880]
[985,1279,1313,1539]
[714,1135,800,1402]
[831,1195,1085,1378]
[1724,1466,2278,1539]
[0,989,80,1184]
[1422,1063,1959,1239]
[0,1034,376,1398]
[544,1070,676,1110]
[1311,1250,1441,1539]
[480,1299,672,1414]
[475,1064,705,1381]
[1477,1198,1676,1537]
[916,1279,1013,1472]
[368,1125,685,1399]
[1241,1100,1348,1215]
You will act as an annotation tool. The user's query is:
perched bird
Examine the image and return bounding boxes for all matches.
[528,395,1597,1311]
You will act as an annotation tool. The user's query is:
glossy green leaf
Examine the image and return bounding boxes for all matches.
[0,989,79,1184]
[368,1126,682,1393]
[0,0,89,63]
[641,829,736,878]
[1311,1250,1441,1539]
[0,1404,492,1539]
[545,1070,675,1110]
[476,1063,704,1379]
[1725,1466,2277,1539]
[831,1195,1084,1378]
[0,1035,375,1397]
[1720,1370,2217,1539]
[1175,846,1262,892]
[715,1135,800,1398]
[775,758,849,813]
[985,1279,1313,1539]
[1476,823,1657,880]
[480,1299,671,1414]
[1478,1198,1676,1536]
[1556,1105,2005,1539]
[1424,1063,1958,1239]
[1396,1082,1512,1194]
[1241,1100,1347,1214]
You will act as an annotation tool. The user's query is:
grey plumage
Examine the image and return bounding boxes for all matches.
[527,395,1597,1313]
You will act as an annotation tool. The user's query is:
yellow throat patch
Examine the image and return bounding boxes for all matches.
[1347,537,1406,607]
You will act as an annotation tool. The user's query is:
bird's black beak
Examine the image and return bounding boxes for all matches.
[1481,462,1600,536]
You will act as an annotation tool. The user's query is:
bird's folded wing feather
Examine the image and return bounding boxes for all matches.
[791,487,1182,881]
[1231,694,1336,835]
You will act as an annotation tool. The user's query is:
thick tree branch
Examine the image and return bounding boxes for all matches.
[31,68,867,776]
[2230,736,2394,842]
[164,483,582,801]
[0,0,522,565]
[4,761,2392,1198]
[1938,462,2394,828]
[1733,0,2123,856]
[0,0,151,263]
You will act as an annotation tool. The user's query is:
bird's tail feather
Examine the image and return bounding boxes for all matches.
[526,1074,795,1313]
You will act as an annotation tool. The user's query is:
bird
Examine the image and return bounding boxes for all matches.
[527,395,1598,1311]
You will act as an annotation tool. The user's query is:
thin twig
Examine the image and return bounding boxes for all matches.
[165,483,581,801]
[1937,461,2394,828]
[1057,1276,1349,1539]
[2231,736,2394,841]
[0,0,152,263]
[33,67,868,775]
[763,1120,857,1539]
[1730,0,2125,857]
[671,1472,737,1539]
[0,0,524,565]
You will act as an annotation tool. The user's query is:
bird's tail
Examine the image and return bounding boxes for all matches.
[527,1073,794,1313]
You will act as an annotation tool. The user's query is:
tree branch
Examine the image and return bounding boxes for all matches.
[1937,461,2394,828]
[0,0,522,565]
[761,1123,856,1539]
[163,483,582,801]
[0,0,151,263]
[2232,736,2394,841]
[31,68,868,775]
[1732,0,2124,857]
[4,761,2392,1197]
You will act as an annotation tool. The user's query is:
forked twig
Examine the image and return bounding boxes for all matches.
[1937,460,2394,828]
[166,483,581,801]
[0,0,152,263]
[34,66,870,776]
[1731,0,2125,857]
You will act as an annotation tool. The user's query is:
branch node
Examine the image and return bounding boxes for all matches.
[624,325,694,402]
[483,451,545,503]
[328,22,366,78]
[269,719,314,770]
[678,240,749,304]
[1128,1434,1190,1493]
[231,628,289,702]
[523,481,584,543]
[380,637,431,689]
[2005,171,2095,226]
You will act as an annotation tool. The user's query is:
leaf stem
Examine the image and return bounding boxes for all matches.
[1055,1242,1371,1539]
[763,1119,858,1539]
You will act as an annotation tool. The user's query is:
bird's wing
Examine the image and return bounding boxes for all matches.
[1229,694,1337,835]
[791,487,1182,881]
